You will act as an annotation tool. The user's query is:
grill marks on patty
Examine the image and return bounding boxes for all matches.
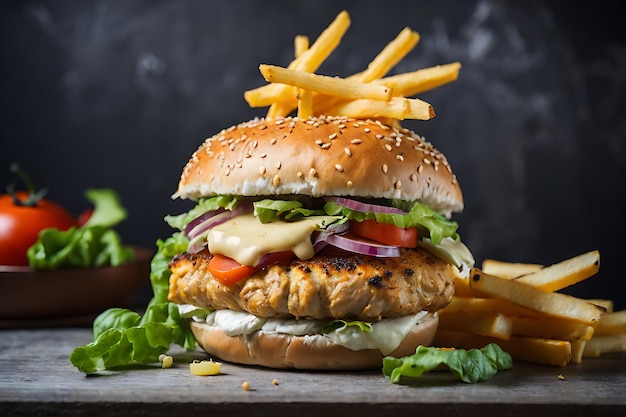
[168,248,455,321]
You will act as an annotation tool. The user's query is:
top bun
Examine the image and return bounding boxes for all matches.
[175,116,463,216]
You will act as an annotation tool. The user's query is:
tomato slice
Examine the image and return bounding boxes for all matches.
[207,251,294,286]
[349,219,418,248]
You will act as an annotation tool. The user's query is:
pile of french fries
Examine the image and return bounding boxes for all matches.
[434,250,626,366]
[244,10,461,122]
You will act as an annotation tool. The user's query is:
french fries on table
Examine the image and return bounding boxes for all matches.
[435,250,625,367]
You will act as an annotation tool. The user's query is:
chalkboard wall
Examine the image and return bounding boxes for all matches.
[2,0,625,309]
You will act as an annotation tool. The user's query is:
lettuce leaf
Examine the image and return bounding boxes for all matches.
[27,188,133,269]
[164,195,240,231]
[323,200,459,245]
[69,232,196,374]
[382,343,513,384]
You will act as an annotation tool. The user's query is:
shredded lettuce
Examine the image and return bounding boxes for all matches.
[69,232,197,374]
[27,188,133,269]
[383,343,513,384]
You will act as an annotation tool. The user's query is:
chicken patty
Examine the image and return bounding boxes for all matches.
[168,248,455,321]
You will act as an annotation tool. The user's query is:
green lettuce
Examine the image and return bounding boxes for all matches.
[164,195,240,231]
[383,343,513,384]
[323,200,459,245]
[69,232,197,374]
[27,188,133,269]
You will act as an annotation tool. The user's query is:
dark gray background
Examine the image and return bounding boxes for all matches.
[2,1,625,309]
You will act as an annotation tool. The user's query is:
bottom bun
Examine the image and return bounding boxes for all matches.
[190,312,439,370]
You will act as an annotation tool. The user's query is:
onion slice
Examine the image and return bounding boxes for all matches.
[186,203,253,240]
[322,233,401,257]
[324,197,406,215]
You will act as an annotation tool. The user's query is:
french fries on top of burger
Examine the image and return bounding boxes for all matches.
[70,10,621,381]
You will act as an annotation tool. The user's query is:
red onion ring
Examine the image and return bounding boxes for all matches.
[324,197,406,215]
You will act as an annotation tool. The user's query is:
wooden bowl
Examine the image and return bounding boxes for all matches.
[0,247,153,323]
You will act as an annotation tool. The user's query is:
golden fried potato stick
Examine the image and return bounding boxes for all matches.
[482,258,543,279]
[583,332,626,358]
[438,310,512,340]
[245,10,351,108]
[469,269,606,327]
[259,64,393,101]
[294,35,313,120]
[513,250,600,292]
[373,62,462,97]
[509,316,595,341]
[327,96,434,120]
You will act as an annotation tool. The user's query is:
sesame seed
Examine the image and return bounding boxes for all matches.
[309,167,317,178]
[272,175,281,187]
[344,147,352,157]
[351,138,362,144]
[423,158,431,165]
[275,161,281,169]
[364,128,371,133]
[297,171,303,178]
[385,144,392,152]
[335,164,344,172]
[417,165,424,173]
[410,173,417,181]
[270,138,277,145]
[346,180,353,189]
[228,143,236,151]
[382,164,388,174]
[396,154,404,161]
[315,139,323,145]
[259,153,267,158]
[321,143,331,149]
[395,180,402,189]
[328,133,338,140]
[259,166,266,176]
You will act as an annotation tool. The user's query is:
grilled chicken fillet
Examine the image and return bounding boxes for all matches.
[168,247,455,322]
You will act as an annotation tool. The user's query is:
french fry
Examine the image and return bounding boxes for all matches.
[438,311,512,340]
[481,258,543,279]
[440,296,546,319]
[349,27,419,83]
[594,309,626,336]
[509,316,595,341]
[513,250,600,292]
[244,10,351,108]
[433,329,572,367]
[373,62,462,97]
[570,340,587,363]
[326,97,434,120]
[294,35,313,120]
[453,276,473,297]
[583,333,626,358]
[469,269,606,327]
[259,64,393,102]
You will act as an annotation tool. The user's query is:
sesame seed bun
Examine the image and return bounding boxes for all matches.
[175,116,463,217]
[189,312,439,370]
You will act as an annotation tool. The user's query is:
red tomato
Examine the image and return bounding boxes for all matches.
[0,192,77,266]
[207,251,294,286]
[350,219,418,248]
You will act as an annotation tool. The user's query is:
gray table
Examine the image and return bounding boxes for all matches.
[1,328,625,416]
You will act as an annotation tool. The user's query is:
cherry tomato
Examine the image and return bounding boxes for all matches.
[77,208,93,227]
[0,191,77,266]
[350,219,418,248]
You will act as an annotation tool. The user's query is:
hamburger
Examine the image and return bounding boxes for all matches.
[164,115,474,370]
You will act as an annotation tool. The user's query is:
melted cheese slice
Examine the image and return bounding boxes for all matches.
[207,213,338,266]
